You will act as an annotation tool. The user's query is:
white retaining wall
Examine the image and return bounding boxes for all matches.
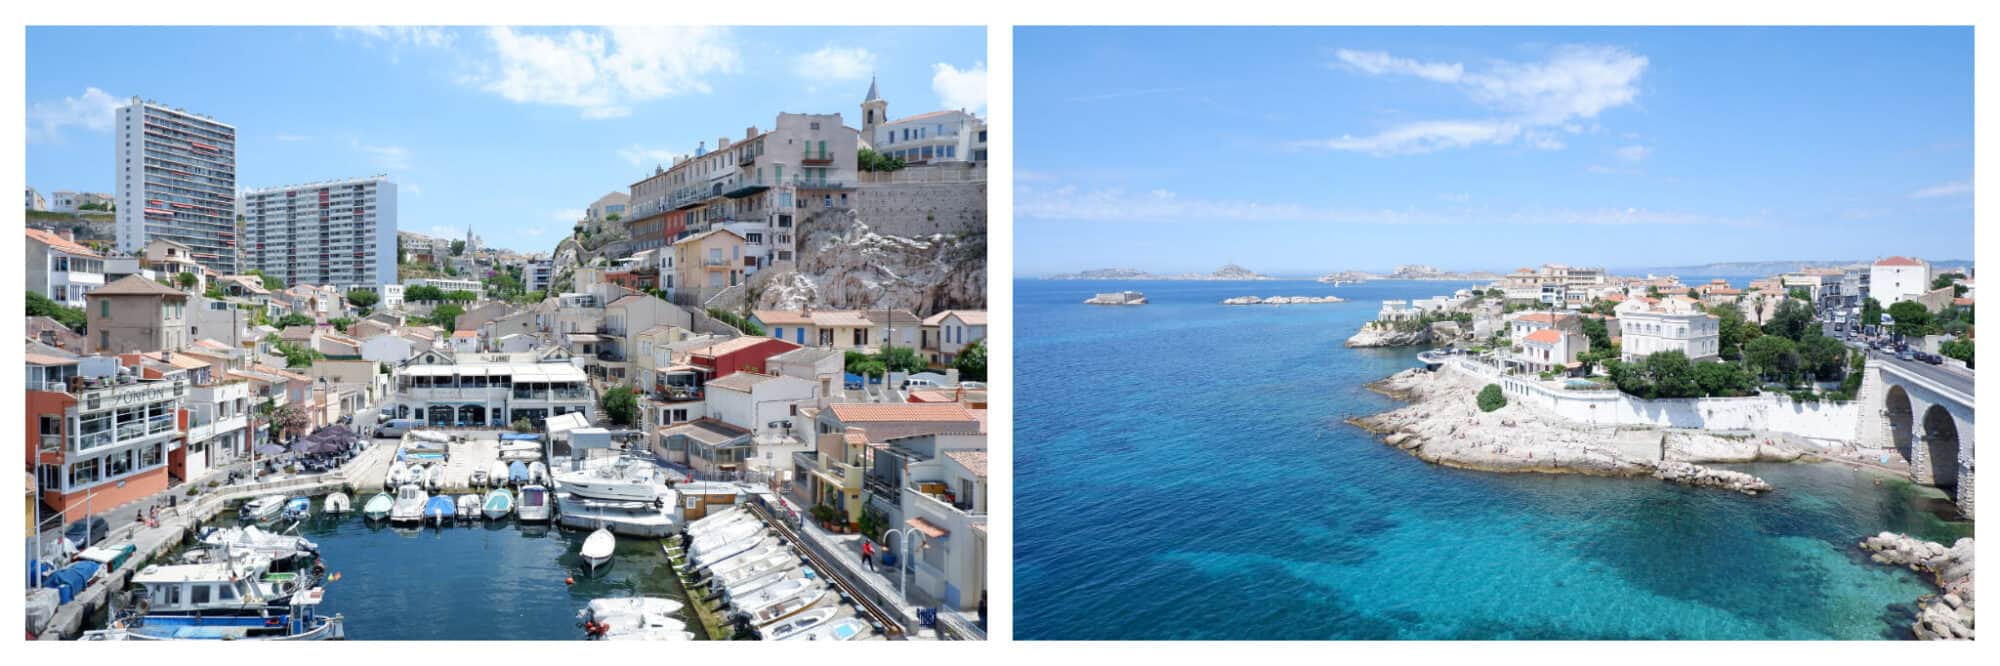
[1452,359,1860,442]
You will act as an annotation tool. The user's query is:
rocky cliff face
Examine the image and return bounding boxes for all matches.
[750,210,985,316]
[1346,321,1431,347]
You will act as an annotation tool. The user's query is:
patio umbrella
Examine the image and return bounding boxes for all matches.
[255,443,288,456]
[305,438,345,455]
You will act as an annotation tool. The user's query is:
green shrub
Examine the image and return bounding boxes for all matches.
[1477,384,1507,412]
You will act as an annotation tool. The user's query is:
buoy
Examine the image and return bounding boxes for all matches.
[565,576,575,585]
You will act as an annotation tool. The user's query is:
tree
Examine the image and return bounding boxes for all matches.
[1940,339,1974,368]
[1642,350,1700,398]
[204,282,225,299]
[1764,299,1816,341]
[26,291,87,332]
[443,289,479,303]
[601,385,638,426]
[1887,300,1935,337]
[328,317,356,334]
[1713,304,1759,361]
[274,313,316,329]
[1932,272,1965,291]
[1580,316,1611,352]
[247,269,285,291]
[1861,297,1884,330]
[1744,335,1801,384]
[879,346,925,374]
[345,289,379,314]
[405,284,446,302]
[1796,334,1849,381]
[428,303,465,331]
[450,239,466,256]
[606,213,621,223]
[1477,384,1507,412]
[269,403,310,440]
[175,272,198,289]
[1693,361,1754,397]
[857,147,907,172]
[953,339,987,382]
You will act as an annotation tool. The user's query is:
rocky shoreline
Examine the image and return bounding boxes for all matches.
[1221,295,1345,305]
[1859,533,1975,640]
[1352,367,1790,495]
[1345,321,1431,347]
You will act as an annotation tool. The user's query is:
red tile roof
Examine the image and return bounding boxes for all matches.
[1875,256,1925,267]
[1523,329,1565,344]
[827,403,979,423]
[25,228,99,258]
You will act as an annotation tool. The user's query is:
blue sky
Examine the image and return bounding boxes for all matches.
[27,26,987,254]
[1015,27,1973,276]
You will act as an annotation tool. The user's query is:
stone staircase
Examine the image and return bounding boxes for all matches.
[1851,361,1889,450]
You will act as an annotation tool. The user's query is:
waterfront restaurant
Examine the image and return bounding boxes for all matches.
[391,351,594,427]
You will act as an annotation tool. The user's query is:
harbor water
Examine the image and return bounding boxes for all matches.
[1015,278,1971,640]
[166,506,695,640]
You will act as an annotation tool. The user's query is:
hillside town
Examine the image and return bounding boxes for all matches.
[26,81,988,640]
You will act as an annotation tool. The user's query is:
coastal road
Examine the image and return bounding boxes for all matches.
[1873,350,1975,397]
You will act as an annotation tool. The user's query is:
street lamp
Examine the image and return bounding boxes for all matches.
[879,526,930,607]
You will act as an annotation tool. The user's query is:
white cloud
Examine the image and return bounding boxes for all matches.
[1615,145,1651,162]
[275,133,310,142]
[340,26,456,49]
[552,208,586,222]
[618,144,685,169]
[796,45,875,81]
[1910,180,1972,199]
[1309,45,1648,155]
[1017,184,1759,228]
[350,139,411,170]
[464,26,740,119]
[1333,49,1464,83]
[28,87,120,142]
[931,62,987,114]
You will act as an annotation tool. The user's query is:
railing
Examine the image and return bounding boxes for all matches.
[800,151,833,165]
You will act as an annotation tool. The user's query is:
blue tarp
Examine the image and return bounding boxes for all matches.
[508,461,528,482]
[500,433,541,441]
[43,560,100,604]
[27,559,55,587]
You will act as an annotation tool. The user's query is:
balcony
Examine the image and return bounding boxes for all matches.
[800,151,834,165]
[724,179,771,199]
[652,386,704,402]
[790,177,852,191]
[906,481,984,516]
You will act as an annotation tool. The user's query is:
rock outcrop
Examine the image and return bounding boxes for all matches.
[1345,322,1431,347]
[1353,367,1775,495]
[1860,533,1975,640]
[1221,295,1345,305]
[751,211,985,316]
[1085,291,1147,305]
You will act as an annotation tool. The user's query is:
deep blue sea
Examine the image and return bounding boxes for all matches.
[1014,279,1970,640]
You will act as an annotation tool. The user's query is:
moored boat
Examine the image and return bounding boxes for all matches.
[760,608,838,641]
[423,496,456,525]
[508,461,529,486]
[579,597,685,640]
[779,617,871,641]
[528,461,550,486]
[323,492,351,515]
[281,497,312,522]
[238,495,286,524]
[389,484,429,524]
[456,494,481,521]
[731,581,826,627]
[580,528,615,570]
[517,484,554,522]
[362,492,394,521]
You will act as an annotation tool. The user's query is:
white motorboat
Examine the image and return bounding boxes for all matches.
[362,492,393,521]
[581,597,684,621]
[197,525,319,558]
[720,569,795,602]
[488,461,510,487]
[693,536,779,571]
[703,544,789,579]
[409,430,451,444]
[688,523,768,561]
[710,552,797,591]
[580,528,615,570]
[780,617,871,641]
[389,484,429,524]
[456,494,482,521]
[323,492,351,515]
[554,456,665,503]
[427,464,447,491]
[238,495,287,524]
[602,628,694,640]
[760,608,839,641]
[498,441,542,462]
[686,510,755,537]
[528,461,551,486]
[385,461,409,487]
[580,597,686,640]
[516,485,554,523]
[482,488,513,520]
[733,580,826,627]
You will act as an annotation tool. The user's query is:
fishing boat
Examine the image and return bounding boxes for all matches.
[83,589,345,641]
[703,544,789,580]
[688,523,769,562]
[760,608,838,641]
[82,563,345,642]
[280,497,312,522]
[720,569,795,602]
[508,461,529,486]
[323,492,351,515]
[196,526,319,560]
[389,484,429,524]
[580,528,615,571]
[528,461,551,486]
[578,597,686,640]
[709,553,798,591]
[238,495,286,524]
[456,494,482,521]
[482,488,513,520]
[362,493,393,521]
[692,536,780,572]
[517,485,554,522]
[731,580,826,627]
[423,496,457,526]
[780,617,871,641]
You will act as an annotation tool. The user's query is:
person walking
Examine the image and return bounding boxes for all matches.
[862,540,876,572]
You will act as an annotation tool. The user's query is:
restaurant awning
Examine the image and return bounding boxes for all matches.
[905,516,948,538]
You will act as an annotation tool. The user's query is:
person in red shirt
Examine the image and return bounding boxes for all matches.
[862,540,876,571]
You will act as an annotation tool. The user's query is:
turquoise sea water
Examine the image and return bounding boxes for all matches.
[176,510,691,640]
[1014,279,1969,640]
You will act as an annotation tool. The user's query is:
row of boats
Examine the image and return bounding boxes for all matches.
[385,459,551,492]
[680,507,873,641]
[372,483,552,525]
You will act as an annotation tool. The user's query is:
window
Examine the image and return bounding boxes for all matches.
[191,585,211,605]
[99,301,110,317]
[40,416,60,436]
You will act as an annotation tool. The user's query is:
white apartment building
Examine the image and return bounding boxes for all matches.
[861,77,986,164]
[241,175,398,291]
[1615,297,1721,362]
[28,187,47,210]
[115,97,238,274]
[50,191,112,213]
[585,191,629,223]
[26,228,106,307]
[404,277,485,297]
[1869,256,1934,306]
[524,257,554,293]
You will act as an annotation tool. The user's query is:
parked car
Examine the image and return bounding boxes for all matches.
[1924,353,1945,366]
[1898,349,1917,361]
[373,418,425,438]
[63,516,112,551]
